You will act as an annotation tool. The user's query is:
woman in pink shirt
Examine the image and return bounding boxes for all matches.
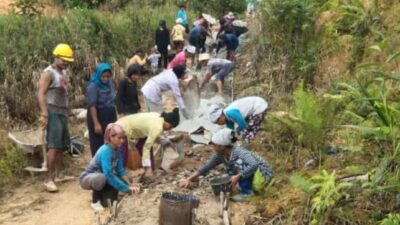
[167,45,195,69]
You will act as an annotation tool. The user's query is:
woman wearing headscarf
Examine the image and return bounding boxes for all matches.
[87,63,117,157]
[80,123,140,211]
[180,128,273,201]
[155,20,170,69]
[209,96,268,143]
[170,18,186,51]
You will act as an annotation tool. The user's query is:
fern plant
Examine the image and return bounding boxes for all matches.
[271,80,339,161]
[380,214,400,225]
[309,170,352,225]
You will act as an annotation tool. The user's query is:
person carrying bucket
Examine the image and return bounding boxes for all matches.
[38,43,75,192]
[209,96,268,143]
[80,123,140,212]
[179,128,273,201]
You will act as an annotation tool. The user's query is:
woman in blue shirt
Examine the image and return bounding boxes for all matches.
[87,63,117,157]
[80,123,140,211]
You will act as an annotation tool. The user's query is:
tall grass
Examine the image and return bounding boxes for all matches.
[0,3,184,122]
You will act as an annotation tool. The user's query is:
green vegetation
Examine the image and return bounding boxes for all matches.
[0,131,26,187]
[0,2,184,122]
[0,0,399,224]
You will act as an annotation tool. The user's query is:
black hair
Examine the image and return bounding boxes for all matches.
[230,131,238,143]
[126,64,143,77]
[159,20,167,30]
[172,65,186,79]
[161,108,180,128]
[135,48,144,54]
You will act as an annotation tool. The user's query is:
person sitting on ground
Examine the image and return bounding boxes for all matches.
[147,48,161,74]
[180,128,273,201]
[216,32,239,61]
[87,63,117,157]
[116,64,143,117]
[38,43,75,192]
[141,65,190,119]
[155,20,171,69]
[170,18,186,52]
[198,53,234,95]
[128,48,147,67]
[80,123,140,212]
[115,109,180,177]
[209,96,268,143]
[167,45,195,69]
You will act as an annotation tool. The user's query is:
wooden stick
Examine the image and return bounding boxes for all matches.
[220,191,225,215]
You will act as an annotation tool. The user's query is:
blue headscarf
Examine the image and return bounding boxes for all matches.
[90,63,112,89]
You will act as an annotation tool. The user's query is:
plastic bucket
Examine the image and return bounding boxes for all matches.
[209,175,231,196]
[159,192,199,225]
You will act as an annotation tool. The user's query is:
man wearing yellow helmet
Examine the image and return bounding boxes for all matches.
[38,43,74,192]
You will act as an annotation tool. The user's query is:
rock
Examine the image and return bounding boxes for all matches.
[193,144,205,148]
[185,150,194,156]
[304,159,317,168]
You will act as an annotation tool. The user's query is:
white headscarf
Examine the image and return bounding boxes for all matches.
[208,104,223,123]
[211,128,236,146]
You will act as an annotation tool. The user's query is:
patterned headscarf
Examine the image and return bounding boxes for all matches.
[104,123,125,144]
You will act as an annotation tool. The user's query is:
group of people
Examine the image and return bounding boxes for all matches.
[38,4,269,212]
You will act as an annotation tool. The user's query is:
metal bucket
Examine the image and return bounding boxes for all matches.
[159,192,199,225]
[209,175,231,196]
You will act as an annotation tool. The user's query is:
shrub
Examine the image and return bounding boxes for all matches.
[0,3,180,122]
[0,130,26,186]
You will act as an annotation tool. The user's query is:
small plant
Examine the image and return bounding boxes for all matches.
[0,131,26,187]
[309,170,352,225]
[11,0,44,16]
[380,214,400,225]
[271,80,340,166]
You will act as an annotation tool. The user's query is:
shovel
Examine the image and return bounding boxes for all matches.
[24,128,48,172]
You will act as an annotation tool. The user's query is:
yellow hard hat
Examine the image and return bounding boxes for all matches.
[53,43,74,62]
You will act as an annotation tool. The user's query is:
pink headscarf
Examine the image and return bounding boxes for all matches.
[104,123,125,144]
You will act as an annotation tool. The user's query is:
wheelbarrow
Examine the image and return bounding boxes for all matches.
[8,128,48,172]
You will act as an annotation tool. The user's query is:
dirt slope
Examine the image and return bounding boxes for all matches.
[0,0,13,13]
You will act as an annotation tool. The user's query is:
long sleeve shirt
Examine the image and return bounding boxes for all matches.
[116,78,140,115]
[171,24,186,41]
[223,96,268,132]
[167,51,186,69]
[115,113,164,167]
[81,144,129,192]
[155,28,170,51]
[87,82,116,109]
[197,145,273,181]
[176,9,188,26]
[141,69,186,109]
